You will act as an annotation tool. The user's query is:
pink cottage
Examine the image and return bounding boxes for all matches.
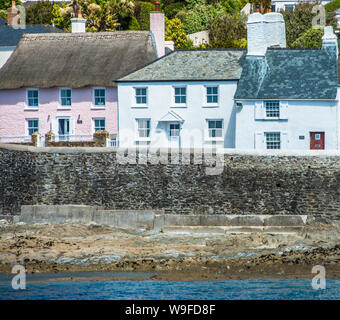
[0,9,171,145]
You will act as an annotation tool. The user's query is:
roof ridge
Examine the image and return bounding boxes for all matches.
[21,31,151,41]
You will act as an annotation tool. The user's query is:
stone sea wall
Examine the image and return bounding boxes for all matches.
[1,144,340,218]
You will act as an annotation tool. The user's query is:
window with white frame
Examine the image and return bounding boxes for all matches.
[137,119,150,138]
[60,89,72,106]
[94,118,105,132]
[94,88,106,106]
[135,88,147,104]
[265,101,280,118]
[169,123,180,137]
[206,86,218,104]
[27,119,39,135]
[208,120,223,138]
[174,87,186,104]
[27,89,39,107]
[265,132,281,149]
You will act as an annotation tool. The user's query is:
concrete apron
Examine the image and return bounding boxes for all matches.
[12,205,311,234]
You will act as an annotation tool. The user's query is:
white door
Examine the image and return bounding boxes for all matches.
[168,123,180,148]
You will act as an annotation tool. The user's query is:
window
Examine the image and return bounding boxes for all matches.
[265,132,281,149]
[27,119,39,136]
[208,120,223,138]
[265,101,280,118]
[27,89,39,107]
[94,88,106,106]
[135,88,147,104]
[169,123,180,137]
[94,118,105,132]
[285,4,294,11]
[60,89,72,106]
[137,119,150,138]
[271,5,276,12]
[174,87,186,104]
[206,86,218,104]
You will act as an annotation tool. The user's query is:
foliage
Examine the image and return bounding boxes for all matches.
[0,0,22,10]
[163,2,185,19]
[134,1,155,30]
[128,15,140,30]
[26,1,55,25]
[208,13,247,48]
[248,0,270,12]
[325,0,340,12]
[291,27,324,48]
[281,3,337,47]
[165,17,192,49]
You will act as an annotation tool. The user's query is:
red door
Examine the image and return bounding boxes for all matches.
[310,132,325,150]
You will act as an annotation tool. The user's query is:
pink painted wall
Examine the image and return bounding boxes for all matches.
[0,87,117,137]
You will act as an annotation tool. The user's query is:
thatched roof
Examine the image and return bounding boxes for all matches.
[0,31,157,89]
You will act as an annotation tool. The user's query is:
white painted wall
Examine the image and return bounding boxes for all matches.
[272,0,332,12]
[118,81,238,148]
[187,31,210,47]
[0,47,15,69]
[235,99,338,150]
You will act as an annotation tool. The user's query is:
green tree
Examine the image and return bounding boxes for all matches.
[26,1,54,25]
[282,3,337,47]
[165,17,192,49]
[134,1,155,30]
[128,15,140,30]
[291,27,324,48]
[208,13,247,48]
[325,0,340,12]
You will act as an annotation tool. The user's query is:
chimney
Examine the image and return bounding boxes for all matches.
[322,26,338,59]
[247,12,286,56]
[247,13,267,56]
[7,0,18,27]
[264,13,286,49]
[150,1,165,57]
[71,8,86,33]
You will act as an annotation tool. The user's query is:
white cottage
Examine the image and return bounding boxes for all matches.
[234,13,338,150]
[116,50,245,148]
[116,12,338,151]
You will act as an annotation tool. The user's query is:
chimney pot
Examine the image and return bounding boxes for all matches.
[7,0,18,26]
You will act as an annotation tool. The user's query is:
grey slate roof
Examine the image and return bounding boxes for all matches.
[0,18,7,26]
[234,48,338,100]
[0,31,157,89]
[118,49,246,82]
[0,24,63,47]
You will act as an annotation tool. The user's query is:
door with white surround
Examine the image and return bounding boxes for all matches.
[58,118,70,141]
[168,122,180,148]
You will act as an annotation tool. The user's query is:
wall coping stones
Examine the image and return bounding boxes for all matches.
[3,143,340,157]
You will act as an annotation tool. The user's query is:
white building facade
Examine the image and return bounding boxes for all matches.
[117,13,338,151]
[118,80,238,148]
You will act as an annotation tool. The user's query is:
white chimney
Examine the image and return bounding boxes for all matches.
[322,26,338,58]
[150,1,165,57]
[71,9,86,33]
[247,13,267,56]
[247,12,286,56]
[264,12,286,48]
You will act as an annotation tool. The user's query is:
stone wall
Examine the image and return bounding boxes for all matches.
[1,144,340,219]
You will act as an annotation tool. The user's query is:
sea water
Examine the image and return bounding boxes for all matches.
[0,272,339,300]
